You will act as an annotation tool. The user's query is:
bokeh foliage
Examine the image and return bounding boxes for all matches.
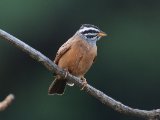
[0,0,160,120]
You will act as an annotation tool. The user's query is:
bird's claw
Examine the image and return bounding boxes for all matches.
[64,69,69,79]
[80,77,87,90]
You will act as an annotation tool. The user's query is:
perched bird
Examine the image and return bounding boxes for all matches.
[48,24,107,95]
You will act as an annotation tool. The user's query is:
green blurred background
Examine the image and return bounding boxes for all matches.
[0,0,160,120]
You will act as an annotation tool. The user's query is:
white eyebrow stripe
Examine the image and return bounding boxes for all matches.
[85,33,97,35]
[79,27,99,33]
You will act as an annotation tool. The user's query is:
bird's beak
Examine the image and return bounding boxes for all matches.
[97,31,107,37]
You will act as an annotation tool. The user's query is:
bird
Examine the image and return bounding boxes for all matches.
[48,24,107,95]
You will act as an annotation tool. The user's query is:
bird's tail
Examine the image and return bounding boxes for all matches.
[48,78,66,95]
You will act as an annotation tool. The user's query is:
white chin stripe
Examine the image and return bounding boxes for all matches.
[79,27,99,33]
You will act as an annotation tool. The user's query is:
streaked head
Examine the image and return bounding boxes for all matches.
[77,24,107,43]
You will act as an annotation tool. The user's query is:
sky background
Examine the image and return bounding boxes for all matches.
[0,0,160,120]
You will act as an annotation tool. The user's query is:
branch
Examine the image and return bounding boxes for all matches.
[0,29,160,120]
[0,94,15,111]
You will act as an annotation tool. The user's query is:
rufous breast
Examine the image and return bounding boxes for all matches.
[58,37,97,77]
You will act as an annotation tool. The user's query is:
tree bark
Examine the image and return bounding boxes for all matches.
[0,29,160,120]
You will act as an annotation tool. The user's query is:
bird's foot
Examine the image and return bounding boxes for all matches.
[80,77,88,90]
[64,69,69,79]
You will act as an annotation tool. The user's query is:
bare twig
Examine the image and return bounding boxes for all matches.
[0,94,15,111]
[0,29,160,120]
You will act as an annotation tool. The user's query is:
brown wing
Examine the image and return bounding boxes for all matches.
[54,38,74,64]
